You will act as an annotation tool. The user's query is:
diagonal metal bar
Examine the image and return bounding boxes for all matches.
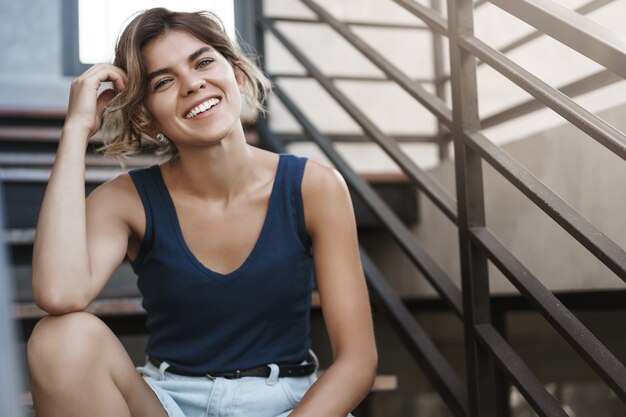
[270,72,434,84]
[360,251,469,417]
[496,0,615,56]
[465,130,626,282]
[259,16,458,224]
[268,16,430,30]
[570,0,615,16]
[460,35,626,161]
[475,324,571,417]
[481,69,622,128]
[271,82,464,318]
[389,0,449,35]
[276,132,439,144]
[489,0,626,80]
[441,0,617,84]
[299,0,454,129]
[471,226,626,402]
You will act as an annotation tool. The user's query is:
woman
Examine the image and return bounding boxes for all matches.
[27,7,376,417]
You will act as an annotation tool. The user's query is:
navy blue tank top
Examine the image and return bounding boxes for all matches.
[128,153,314,374]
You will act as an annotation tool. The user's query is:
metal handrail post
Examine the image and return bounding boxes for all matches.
[430,0,450,161]
[447,0,498,415]
[492,303,512,417]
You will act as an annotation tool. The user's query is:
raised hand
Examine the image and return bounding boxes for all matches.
[64,63,128,139]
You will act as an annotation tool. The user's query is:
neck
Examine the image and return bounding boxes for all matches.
[165,123,258,202]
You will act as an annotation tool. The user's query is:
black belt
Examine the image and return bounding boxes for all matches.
[149,353,317,379]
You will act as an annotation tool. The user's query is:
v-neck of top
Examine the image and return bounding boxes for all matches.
[153,154,285,281]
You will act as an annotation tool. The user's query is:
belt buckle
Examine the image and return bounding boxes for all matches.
[206,369,242,379]
[223,370,242,379]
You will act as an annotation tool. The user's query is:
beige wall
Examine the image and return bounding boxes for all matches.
[365,102,626,296]
[263,0,626,174]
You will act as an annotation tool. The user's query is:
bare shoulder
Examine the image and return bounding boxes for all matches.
[301,159,352,234]
[87,172,137,206]
[301,159,348,199]
[86,172,144,233]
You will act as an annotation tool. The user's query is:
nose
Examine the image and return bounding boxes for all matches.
[183,77,206,96]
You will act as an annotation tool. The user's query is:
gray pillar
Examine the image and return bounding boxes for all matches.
[0,182,23,417]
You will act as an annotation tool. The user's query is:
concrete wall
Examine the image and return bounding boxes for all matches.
[365,102,626,296]
[0,0,71,108]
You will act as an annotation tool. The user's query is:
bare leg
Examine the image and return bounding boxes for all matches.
[27,311,168,417]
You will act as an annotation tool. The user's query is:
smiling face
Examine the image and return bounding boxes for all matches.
[142,30,246,148]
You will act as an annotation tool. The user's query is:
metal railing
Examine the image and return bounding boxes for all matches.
[243,0,626,415]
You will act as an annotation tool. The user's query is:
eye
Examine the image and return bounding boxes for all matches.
[153,78,172,90]
[196,58,214,69]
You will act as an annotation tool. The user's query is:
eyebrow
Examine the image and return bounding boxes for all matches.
[146,46,214,82]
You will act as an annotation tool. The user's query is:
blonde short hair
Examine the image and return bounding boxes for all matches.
[98,8,271,161]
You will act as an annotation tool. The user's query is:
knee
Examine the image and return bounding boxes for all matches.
[27,312,109,377]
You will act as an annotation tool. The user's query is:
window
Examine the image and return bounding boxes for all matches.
[63,0,235,75]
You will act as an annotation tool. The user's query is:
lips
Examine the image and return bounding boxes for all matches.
[183,96,222,119]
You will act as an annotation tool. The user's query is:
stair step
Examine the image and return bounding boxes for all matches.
[372,374,397,391]
[0,127,61,142]
[0,167,125,182]
[0,152,162,167]
[19,392,34,417]
[14,292,323,320]
[4,228,35,245]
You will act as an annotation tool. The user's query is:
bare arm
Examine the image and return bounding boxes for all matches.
[290,161,377,417]
[32,64,130,314]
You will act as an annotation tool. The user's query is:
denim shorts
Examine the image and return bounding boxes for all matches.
[135,351,355,417]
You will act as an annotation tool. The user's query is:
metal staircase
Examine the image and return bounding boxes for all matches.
[1,0,625,416]
[240,0,626,415]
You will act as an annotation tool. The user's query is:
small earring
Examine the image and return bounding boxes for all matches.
[156,133,168,144]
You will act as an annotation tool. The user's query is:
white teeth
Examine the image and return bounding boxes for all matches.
[185,98,221,118]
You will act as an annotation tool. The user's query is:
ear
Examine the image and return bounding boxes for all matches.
[234,65,248,91]
[137,103,160,138]
[136,117,159,140]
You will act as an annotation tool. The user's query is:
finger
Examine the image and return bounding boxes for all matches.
[82,64,128,92]
[105,67,128,92]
